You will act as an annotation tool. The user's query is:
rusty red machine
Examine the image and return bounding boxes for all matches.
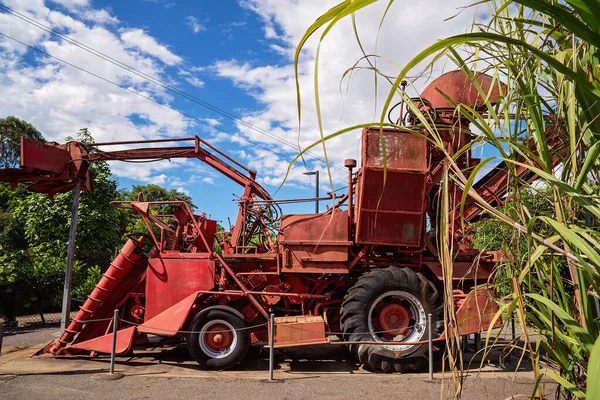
[0,70,565,372]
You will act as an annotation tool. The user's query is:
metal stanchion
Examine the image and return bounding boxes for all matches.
[90,309,123,381]
[110,309,118,374]
[60,182,80,335]
[0,323,4,357]
[511,313,516,340]
[428,313,433,380]
[269,313,275,381]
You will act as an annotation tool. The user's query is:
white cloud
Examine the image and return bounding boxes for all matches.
[0,0,191,185]
[184,76,205,88]
[212,0,481,188]
[81,9,119,25]
[120,28,182,65]
[186,16,205,34]
[201,177,215,185]
[176,186,190,195]
[50,0,89,9]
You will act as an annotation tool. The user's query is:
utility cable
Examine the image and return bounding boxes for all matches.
[0,31,320,176]
[0,3,348,174]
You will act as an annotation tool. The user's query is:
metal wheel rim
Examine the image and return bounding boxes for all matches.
[199,319,238,359]
[367,290,427,352]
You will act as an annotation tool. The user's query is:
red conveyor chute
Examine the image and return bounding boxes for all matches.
[46,238,148,354]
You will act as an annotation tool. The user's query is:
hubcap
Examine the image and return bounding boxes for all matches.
[199,319,238,358]
[368,290,427,353]
[376,302,411,337]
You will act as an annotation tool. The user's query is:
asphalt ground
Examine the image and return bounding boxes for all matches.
[2,326,60,349]
[0,325,555,400]
[0,372,557,400]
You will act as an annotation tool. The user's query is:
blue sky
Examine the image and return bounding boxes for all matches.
[0,0,492,224]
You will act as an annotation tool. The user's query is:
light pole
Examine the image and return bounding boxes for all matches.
[303,170,319,213]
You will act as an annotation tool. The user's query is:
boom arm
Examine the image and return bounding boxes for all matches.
[0,136,271,201]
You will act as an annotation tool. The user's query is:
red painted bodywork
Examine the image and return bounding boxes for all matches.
[146,258,215,319]
[355,128,428,247]
[2,70,568,359]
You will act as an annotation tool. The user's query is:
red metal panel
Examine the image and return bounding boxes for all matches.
[279,211,350,272]
[440,288,502,337]
[354,127,428,247]
[20,137,71,174]
[362,127,427,171]
[359,169,426,212]
[139,292,200,336]
[145,258,215,319]
[355,169,426,247]
[68,327,136,355]
[273,315,328,348]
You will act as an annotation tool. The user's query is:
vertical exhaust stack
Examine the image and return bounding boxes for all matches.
[44,238,148,355]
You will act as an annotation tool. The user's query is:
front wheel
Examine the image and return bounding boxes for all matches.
[187,309,250,370]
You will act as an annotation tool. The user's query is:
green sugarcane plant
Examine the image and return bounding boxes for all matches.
[291,0,600,398]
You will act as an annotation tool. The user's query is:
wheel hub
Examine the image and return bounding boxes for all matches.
[204,324,233,352]
[377,303,411,336]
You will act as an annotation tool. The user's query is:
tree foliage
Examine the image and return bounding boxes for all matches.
[0,116,44,169]
[0,122,199,319]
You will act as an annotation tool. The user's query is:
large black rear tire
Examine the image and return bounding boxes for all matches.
[341,266,443,372]
[187,309,250,370]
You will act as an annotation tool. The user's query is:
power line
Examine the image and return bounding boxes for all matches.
[0,33,283,165]
[0,30,347,186]
[0,4,347,174]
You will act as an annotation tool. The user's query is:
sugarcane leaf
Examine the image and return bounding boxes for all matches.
[587,335,600,400]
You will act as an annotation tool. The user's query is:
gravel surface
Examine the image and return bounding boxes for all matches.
[0,373,557,400]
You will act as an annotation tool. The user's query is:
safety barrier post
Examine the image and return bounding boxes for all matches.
[110,309,118,374]
[511,313,516,340]
[268,313,275,381]
[428,313,433,380]
[0,323,4,356]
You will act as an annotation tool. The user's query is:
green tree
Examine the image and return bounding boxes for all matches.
[0,116,44,168]
[118,184,192,245]
[0,127,123,319]
[0,117,45,320]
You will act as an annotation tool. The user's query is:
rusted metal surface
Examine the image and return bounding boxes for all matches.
[354,127,428,247]
[419,70,505,111]
[444,288,502,337]
[279,211,350,272]
[273,316,329,348]
[362,127,428,171]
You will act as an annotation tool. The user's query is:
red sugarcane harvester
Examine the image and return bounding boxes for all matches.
[0,71,566,372]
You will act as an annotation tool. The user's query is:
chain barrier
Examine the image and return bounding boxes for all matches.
[73,317,115,324]
[116,317,429,339]
[119,319,269,334]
